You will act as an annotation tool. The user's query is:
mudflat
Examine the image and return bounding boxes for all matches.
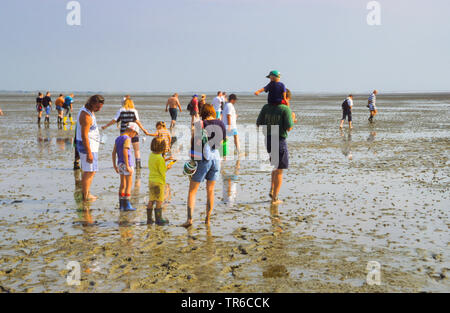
[0,93,448,292]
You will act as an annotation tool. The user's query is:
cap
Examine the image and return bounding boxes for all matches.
[266,70,281,78]
[126,122,140,134]
[193,94,198,98]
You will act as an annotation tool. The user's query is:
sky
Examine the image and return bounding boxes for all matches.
[0,0,449,93]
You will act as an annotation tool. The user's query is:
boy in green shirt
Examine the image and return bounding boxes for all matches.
[147,137,174,225]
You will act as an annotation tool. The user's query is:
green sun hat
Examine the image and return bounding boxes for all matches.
[266,70,281,78]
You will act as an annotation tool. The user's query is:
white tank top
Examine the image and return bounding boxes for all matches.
[75,107,100,153]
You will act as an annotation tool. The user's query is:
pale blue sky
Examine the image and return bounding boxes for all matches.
[0,0,449,93]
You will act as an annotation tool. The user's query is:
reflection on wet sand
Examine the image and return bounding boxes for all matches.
[340,129,352,160]
[37,127,75,153]
[74,169,95,226]
[367,131,377,151]
[222,159,240,206]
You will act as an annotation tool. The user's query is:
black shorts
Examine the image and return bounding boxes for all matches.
[169,108,178,121]
[266,136,289,170]
[342,110,352,122]
[132,136,139,143]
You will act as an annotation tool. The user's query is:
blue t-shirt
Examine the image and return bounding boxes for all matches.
[64,96,73,107]
[115,135,134,167]
[264,81,286,105]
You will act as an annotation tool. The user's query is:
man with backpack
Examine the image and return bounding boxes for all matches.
[187,94,199,125]
[339,94,353,129]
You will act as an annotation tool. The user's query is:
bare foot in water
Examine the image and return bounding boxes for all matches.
[181,220,193,228]
[84,194,98,202]
[271,198,283,205]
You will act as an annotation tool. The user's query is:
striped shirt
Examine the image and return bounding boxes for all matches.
[114,108,140,133]
[157,128,171,153]
[368,93,376,110]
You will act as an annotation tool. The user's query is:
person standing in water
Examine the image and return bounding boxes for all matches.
[222,94,241,155]
[36,92,44,125]
[75,95,104,202]
[339,94,353,129]
[102,98,150,169]
[187,94,199,125]
[368,90,378,123]
[211,91,223,120]
[112,122,140,211]
[63,93,75,125]
[55,94,65,127]
[165,93,182,131]
[42,92,52,125]
[256,94,294,204]
[182,104,226,228]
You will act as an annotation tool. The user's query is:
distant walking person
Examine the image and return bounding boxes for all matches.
[368,90,378,123]
[199,94,207,113]
[187,94,199,125]
[55,94,65,126]
[165,93,182,130]
[0,108,3,116]
[211,91,223,119]
[222,94,241,154]
[75,95,104,202]
[63,93,75,125]
[36,92,44,125]
[102,98,150,169]
[339,94,353,129]
[42,92,52,125]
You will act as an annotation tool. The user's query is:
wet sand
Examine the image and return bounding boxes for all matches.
[0,92,449,292]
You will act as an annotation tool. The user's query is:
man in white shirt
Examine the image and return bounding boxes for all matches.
[211,91,223,119]
[368,90,378,123]
[222,94,240,154]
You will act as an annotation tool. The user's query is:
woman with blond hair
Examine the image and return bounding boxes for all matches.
[102,97,150,169]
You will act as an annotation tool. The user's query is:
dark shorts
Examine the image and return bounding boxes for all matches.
[169,108,178,121]
[132,136,139,143]
[266,136,289,170]
[189,109,198,116]
[36,105,43,112]
[342,110,352,122]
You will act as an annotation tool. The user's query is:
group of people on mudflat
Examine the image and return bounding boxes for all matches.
[8,70,380,228]
[34,92,76,127]
[339,90,379,129]
[70,70,298,228]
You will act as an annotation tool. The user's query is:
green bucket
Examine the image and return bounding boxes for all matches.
[222,138,228,157]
